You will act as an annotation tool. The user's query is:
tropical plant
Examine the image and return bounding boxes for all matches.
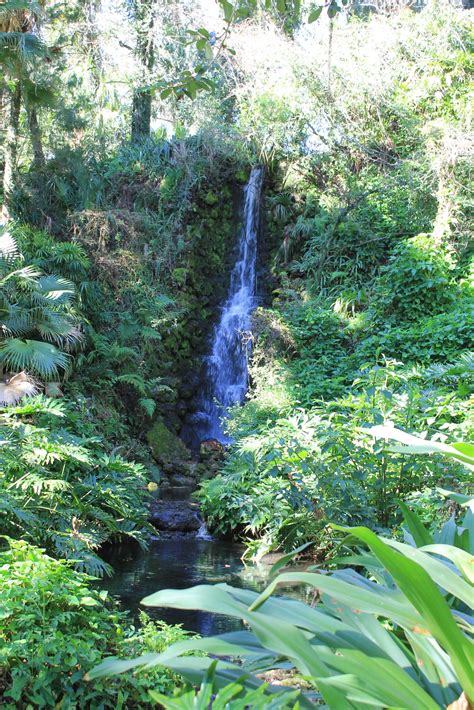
[89,500,474,709]
[0,538,190,708]
[200,360,471,557]
[0,395,152,575]
[0,0,50,219]
[0,229,82,385]
[148,661,300,709]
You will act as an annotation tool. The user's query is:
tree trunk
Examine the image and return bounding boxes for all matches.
[27,106,45,169]
[1,81,21,222]
[131,88,152,142]
[130,0,155,143]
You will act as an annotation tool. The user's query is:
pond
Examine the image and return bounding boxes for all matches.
[100,536,305,636]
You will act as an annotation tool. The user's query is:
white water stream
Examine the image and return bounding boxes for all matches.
[196,166,264,442]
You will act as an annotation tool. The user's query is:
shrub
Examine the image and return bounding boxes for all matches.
[370,233,458,323]
[0,396,152,575]
[357,299,474,364]
[200,361,470,558]
[0,539,190,709]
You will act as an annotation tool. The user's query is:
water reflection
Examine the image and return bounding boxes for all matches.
[101,538,265,635]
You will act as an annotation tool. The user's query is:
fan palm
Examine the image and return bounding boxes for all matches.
[0,229,82,387]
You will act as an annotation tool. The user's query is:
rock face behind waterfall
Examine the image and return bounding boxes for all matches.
[191,166,264,444]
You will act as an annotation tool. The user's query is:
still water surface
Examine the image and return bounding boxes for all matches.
[100,537,288,636]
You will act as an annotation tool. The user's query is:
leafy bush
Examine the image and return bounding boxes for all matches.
[356,300,474,365]
[0,230,82,381]
[0,539,190,708]
[200,359,471,558]
[0,396,152,575]
[370,233,458,323]
[89,498,474,709]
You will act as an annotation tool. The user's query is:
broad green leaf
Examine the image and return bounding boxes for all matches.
[420,544,474,585]
[250,571,422,630]
[335,526,474,700]
[308,6,322,22]
[398,500,434,548]
[364,426,474,470]
[269,541,314,577]
[380,538,473,607]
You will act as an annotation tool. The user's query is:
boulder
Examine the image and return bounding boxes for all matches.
[150,500,201,533]
[146,418,191,467]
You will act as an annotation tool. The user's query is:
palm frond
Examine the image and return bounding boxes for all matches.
[0,231,19,260]
[0,31,46,65]
[0,0,43,20]
[32,275,75,304]
[31,308,80,343]
[0,339,70,378]
[0,303,33,336]
[0,265,42,287]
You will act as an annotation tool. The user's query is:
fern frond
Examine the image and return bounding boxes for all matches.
[138,397,156,417]
[114,373,147,395]
[2,394,66,417]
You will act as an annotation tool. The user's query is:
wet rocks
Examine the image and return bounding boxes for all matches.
[150,499,201,533]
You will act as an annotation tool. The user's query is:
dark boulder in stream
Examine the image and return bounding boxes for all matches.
[150,499,202,533]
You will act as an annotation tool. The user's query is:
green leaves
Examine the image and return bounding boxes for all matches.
[0,339,70,378]
[364,425,474,470]
[341,527,473,689]
[90,511,472,709]
[0,230,82,382]
[0,396,152,575]
[308,7,323,22]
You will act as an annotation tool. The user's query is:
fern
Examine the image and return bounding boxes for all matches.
[114,372,147,395]
[0,397,151,576]
[138,397,156,417]
[2,394,66,417]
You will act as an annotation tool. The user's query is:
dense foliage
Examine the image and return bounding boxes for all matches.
[90,488,474,708]
[0,396,152,576]
[0,0,472,707]
[0,539,193,708]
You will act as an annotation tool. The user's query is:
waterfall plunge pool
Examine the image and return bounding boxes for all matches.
[99,538,307,636]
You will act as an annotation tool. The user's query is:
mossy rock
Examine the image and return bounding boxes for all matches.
[147,418,191,466]
[235,169,249,184]
[203,191,219,206]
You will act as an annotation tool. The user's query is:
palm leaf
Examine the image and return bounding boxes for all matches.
[0,339,70,378]
[0,231,19,260]
[31,275,75,303]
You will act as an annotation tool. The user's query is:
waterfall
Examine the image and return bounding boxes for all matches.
[195,166,264,443]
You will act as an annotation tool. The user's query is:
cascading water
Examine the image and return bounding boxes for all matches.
[194,166,264,443]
